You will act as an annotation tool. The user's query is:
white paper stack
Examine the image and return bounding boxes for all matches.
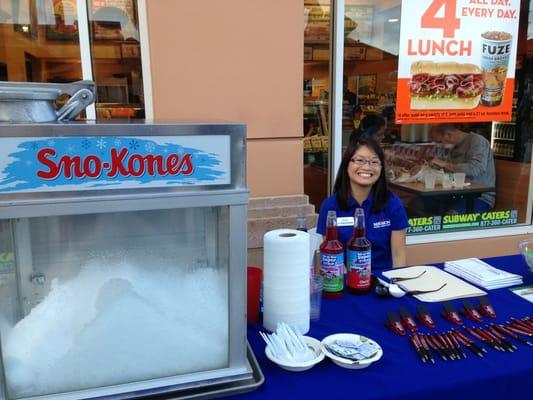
[263,229,310,334]
[444,258,523,290]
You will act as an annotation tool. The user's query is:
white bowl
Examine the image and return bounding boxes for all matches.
[264,336,324,372]
[321,333,383,369]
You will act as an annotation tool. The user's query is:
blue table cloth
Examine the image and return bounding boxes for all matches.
[239,255,533,400]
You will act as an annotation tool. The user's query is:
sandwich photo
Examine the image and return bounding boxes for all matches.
[409,61,484,110]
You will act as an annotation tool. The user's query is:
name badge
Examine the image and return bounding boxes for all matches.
[337,217,354,227]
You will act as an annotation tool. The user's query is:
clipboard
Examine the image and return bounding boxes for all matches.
[382,266,486,302]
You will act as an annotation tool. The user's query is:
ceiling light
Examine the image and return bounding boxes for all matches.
[388,18,399,23]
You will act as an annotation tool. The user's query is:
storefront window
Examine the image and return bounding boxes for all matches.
[0,0,82,82]
[305,0,533,235]
[303,0,331,212]
[88,0,144,119]
[0,0,144,120]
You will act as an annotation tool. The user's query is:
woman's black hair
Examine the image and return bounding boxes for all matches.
[333,135,390,213]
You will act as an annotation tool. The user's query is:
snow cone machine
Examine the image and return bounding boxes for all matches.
[0,121,262,399]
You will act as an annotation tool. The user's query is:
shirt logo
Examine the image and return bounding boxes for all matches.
[373,220,391,229]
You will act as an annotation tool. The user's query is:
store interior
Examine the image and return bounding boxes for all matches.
[0,0,144,119]
[303,0,533,229]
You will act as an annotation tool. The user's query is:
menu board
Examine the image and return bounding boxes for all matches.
[396,0,520,124]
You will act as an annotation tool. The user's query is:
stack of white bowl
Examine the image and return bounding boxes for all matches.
[262,229,310,334]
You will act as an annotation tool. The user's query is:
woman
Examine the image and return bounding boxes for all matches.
[317,136,408,268]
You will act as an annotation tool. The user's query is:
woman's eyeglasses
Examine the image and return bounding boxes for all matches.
[350,157,382,168]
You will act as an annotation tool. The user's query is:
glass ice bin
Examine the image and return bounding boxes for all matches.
[0,122,256,399]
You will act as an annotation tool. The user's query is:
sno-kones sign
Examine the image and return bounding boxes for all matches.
[0,136,230,193]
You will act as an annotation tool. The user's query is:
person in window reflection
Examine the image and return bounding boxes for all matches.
[342,76,359,144]
[343,75,358,107]
[430,123,496,213]
[317,136,409,269]
[349,113,387,145]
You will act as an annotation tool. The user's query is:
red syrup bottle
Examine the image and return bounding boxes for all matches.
[319,210,344,298]
[346,208,371,294]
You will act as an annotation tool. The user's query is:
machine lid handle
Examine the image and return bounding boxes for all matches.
[56,88,95,121]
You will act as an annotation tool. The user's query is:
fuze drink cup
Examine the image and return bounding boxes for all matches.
[480,31,512,107]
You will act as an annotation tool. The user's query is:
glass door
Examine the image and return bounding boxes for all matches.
[304,0,332,211]
[88,1,145,119]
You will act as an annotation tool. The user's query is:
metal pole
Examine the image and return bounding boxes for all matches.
[76,0,96,120]
[328,0,345,194]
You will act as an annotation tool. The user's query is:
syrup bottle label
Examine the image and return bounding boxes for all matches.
[320,252,344,292]
[346,249,371,289]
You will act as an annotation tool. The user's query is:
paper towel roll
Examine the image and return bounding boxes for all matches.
[263,229,310,334]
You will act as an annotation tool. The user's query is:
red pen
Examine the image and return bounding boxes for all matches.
[435,333,455,360]
[462,299,484,323]
[442,332,459,360]
[409,334,426,363]
[416,305,436,329]
[400,307,418,332]
[492,323,532,346]
[477,296,496,319]
[447,331,467,359]
[442,302,463,325]
[454,328,486,354]
[505,322,533,337]
[426,334,447,361]
[451,330,483,357]
[510,318,533,335]
[487,325,516,351]
[386,311,406,336]
[464,327,496,351]
[480,326,509,352]
[473,327,503,351]
[418,334,435,364]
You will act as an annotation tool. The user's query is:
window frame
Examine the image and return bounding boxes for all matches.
[75,0,153,120]
[329,0,533,244]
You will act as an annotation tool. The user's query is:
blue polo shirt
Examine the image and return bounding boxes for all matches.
[316,192,409,269]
